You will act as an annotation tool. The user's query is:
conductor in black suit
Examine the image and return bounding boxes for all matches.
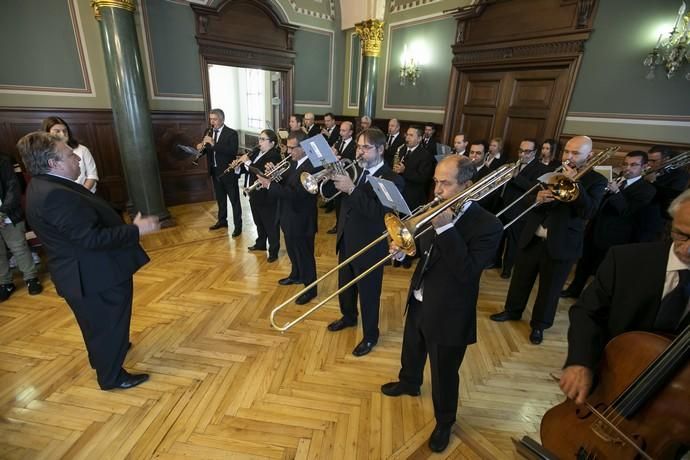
[238,129,282,262]
[560,189,690,404]
[17,131,160,390]
[491,136,608,344]
[562,150,656,298]
[381,155,503,453]
[327,128,404,357]
[196,108,242,236]
[259,131,319,305]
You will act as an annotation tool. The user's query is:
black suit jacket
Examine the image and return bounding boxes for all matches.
[472,165,491,182]
[323,127,339,146]
[566,242,670,369]
[337,164,404,268]
[519,170,608,260]
[0,154,25,224]
[422,137,437,156]
[384,133,405,166]
[485,154,506,171]
[268,159,318,238]
[500,160,548,221]
[592,178,656,248]
[245,147,282,205]
[26,175,149,299]
[334,138,356,161]
[305,124,320,139]
[400,145,435,212]
[408,203,503,347]
[200,125,239,176]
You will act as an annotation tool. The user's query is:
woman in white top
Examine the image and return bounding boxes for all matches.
[42,116,99,193]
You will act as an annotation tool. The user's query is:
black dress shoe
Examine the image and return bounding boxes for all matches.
[381,381,420,397]
[248,245,267,251]
[529,328,544,344]
[326,226,337,234]
[102,371,149,390]
[267,254,278,263]
[489,311,521,322]
[231,228,242,237]
[428,422,453,452]
[500,269,511,279]
[295,291,317,305]
[392,259,401,268]
[560,288,580,299]
[352,339,377,357]
[278,277,301,286]
[209,222,228,230]
[327,317,357,332]
[402,258,412,269]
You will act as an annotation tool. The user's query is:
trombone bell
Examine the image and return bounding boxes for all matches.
[384,214,417,256]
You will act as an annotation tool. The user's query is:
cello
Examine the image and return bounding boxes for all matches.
[540,327,690,459]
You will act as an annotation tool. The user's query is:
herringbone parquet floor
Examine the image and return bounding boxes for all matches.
[0,195,575,459]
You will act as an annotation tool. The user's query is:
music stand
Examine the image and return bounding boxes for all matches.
[177,144,199,157]
[369,176,412,215]
[300,134,338,168]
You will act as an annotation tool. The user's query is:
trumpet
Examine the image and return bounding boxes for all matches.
[242,156,292,195]
[502,146,619,229]
[269,163,517,332]
[300,158,359,202]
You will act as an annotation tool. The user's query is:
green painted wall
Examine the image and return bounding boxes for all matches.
[0,0,85,90]
[570,0,690,116]
[144,0,202,97]
[294,29,334,106]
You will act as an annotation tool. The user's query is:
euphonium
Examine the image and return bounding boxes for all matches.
[300,158,359,202]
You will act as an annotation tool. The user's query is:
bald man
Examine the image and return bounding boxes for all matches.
[490,136,608,344]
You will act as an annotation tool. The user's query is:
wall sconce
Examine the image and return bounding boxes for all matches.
[643,1,690,80]
[400,44,421,86]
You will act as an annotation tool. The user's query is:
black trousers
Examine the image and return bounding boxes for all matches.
[504,237,574,329]
[399,298,467,424]
[249,199,280,257]
[211,168,242,230]
[566,237,607,296]
[66,279,133,388]
[501,219,527,273]
[337,253,383,342]
[285,233,317,295]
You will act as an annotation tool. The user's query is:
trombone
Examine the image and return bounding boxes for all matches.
[502,146,619,230]
[300,159,359,202]
[242,156,292,195]
[269,163,518,332]
[643,150,690,179]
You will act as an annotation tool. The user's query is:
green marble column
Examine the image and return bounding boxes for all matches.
[92,0,171,223]
[355,20,384,120]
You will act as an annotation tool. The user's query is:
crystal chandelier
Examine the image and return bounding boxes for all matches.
[643,1,690,80]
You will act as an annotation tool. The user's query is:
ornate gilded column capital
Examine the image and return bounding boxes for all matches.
[355,19,385,58]
[91,0,136,21]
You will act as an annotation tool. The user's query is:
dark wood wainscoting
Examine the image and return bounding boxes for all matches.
[0,108,210,208]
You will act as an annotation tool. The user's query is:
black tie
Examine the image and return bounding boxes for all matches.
[619,181,627,191]
[655,269,690,332]
[212,129,219,167]
[357,169,369,186]
[339,140,345,154]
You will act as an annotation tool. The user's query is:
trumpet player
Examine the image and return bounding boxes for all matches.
[196,109,243,236]
[561,151,655,299]
[258,131,319,303]
[381,156,502,453]
[237,130,283,262]
[490,136,607,345]
[326,128,404,357]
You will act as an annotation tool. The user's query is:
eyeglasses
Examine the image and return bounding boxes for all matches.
[671,230,690,242]
[518,148,534,154]
[356,144,376,151]
[258,137,270,141]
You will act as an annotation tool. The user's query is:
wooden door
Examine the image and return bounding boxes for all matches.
[454,66,571,160]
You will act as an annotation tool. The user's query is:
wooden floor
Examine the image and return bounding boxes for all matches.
[0,194,577,459]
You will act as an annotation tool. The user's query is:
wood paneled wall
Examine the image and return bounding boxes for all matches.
[0,108,212,208]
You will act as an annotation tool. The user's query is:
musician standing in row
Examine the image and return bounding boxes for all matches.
[303,112,320,138]
[238,129,282,262]
[394,126,435,268]
[259,131,319,304]
[562,151,656,298]
[327,128,404,357]
[491,136,607,344]
[560,189,690,404]
[384,118,404,167]
[381,155,503,453]
[468,141,490,182]
[197,109,242,236]
[321,112,339,146]
[451,133,468,156]
[326,121,356,235]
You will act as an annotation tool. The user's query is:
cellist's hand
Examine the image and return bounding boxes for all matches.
[560,365,593,405]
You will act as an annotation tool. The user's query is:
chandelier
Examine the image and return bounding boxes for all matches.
[643,1,690,80]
